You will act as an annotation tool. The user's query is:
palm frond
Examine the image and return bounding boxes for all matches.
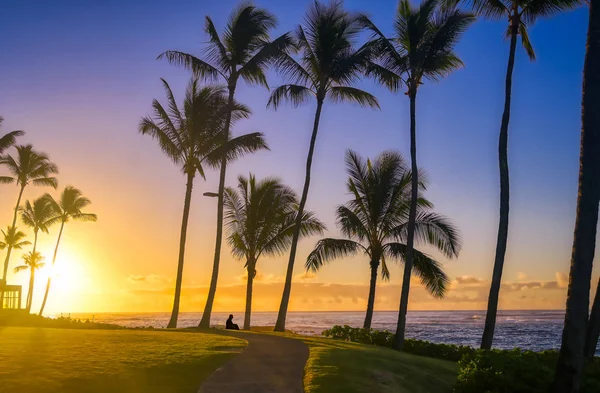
[204,132,269,168]
[267,84,314,109]
[383,243,449,298]
[521,0,582,25]
[328,86,380,108]
[519,21,536,60]
[158,51,222,80]
[0,130,25,153]
[306,238,366,273]
[239,32,295,88]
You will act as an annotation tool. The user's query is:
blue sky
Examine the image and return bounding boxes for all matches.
[0,0,594,312]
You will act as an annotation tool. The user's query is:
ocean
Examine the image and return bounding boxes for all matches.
[65,310,599,354]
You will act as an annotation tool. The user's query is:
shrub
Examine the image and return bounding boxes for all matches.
[454,349,600,393]
[321,325,473,362]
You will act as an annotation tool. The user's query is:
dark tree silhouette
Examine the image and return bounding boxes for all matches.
[306,150,461,328]
[269,0,379,332]
[552,1,600,390]
[159,3,290,328]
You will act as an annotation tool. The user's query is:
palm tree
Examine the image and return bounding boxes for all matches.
[0,226,30,264]
[139,78,267,328]
[0,145,57,306]
[0,116,24,154]
[269,0,379,332]
[552,1,600,390]
[442,0,580,351]
[14,251,45,312]
[224,174,325,330]
[159,3,291,328]
[38,186,97,316]
[359,0,473,348]
[306,150,460,328]
[20,197,55,312]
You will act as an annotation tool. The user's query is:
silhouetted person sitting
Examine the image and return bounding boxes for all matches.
[226,314,239,330]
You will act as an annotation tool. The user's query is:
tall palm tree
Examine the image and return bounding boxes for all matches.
[552,1,600,390]
[159,3,291,328]
[20,197,55,312]
[585,278,600,359]
[0,116,24,154]
[139,78,267,328]
[359,0,473,348]
[444,0,580,351]
[269,0,379,332]
[14,251,44,312]
[306,150,460,328]
[0,145,57,306]
[224,174,325,330]
[38,186,97,316]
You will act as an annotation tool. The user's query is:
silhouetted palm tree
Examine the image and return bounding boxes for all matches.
[38,186,97,316]
[0,117,24,154]
[14,251,44,312]
[159,3,290,328]
[139,78,267,328]
[0,145,57,306]
[0,226,30,259]
[359,0,473,349]
[20,197,55,312]
[269,0,379,332]
[443,0,580,351]
[306,150,460,328]
[224,174,325,329]
[552,1,599,391]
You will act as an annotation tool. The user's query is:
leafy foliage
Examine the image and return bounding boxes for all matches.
[0,145,58,189]
[139,79,265,176]
[43,186,97,226]
[0,116,24,154]
[223,173,325,263]
[455,349,600,393]
[359,0,475,93]
[321,325,475,361]
[306,150,461,297]
[268,0,379,108]
[0,226,30,250]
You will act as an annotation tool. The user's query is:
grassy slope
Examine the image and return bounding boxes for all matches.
[302,336,459,393]
[301,336,458,393]
[0,327,246,393]
[249,327,459,393]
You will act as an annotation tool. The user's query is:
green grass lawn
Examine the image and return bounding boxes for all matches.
[247,327,459,393]
[301,335,459,393]
[0,327,247,393]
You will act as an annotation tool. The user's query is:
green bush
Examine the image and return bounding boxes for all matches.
[321,325,473,362]
[454,349,600,393]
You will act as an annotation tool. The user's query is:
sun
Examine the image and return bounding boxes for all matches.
[49,248,88,293]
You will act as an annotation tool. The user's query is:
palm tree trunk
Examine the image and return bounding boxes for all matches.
[585,278,600,359]
[38,220,65,316]
[552,3,600,390]
[166,171,195,328]
[199,84,236,328]
[393,90,418,350]
[26,268,35,312]
[480,17,519,351]
[1,185,25,308]
[363,259,379,329]
[244,262,255,330]
[26,231,39,313]
[275,99,324,332]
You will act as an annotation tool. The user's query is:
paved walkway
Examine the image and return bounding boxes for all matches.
[199,331,309,393]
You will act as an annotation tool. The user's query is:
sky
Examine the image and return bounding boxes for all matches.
[0,0,596,315]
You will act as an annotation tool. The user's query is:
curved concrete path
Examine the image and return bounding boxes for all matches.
[199,331,309,393]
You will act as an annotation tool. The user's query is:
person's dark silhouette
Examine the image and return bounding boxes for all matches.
[226,314,239,330]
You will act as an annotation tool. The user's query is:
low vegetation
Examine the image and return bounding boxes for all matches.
[322,325,600,392]
[1,327,246,393]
